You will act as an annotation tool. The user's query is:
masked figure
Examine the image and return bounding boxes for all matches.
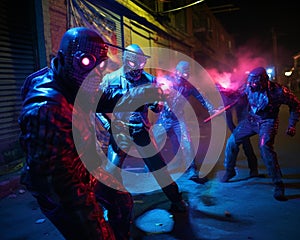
[19,27,133,240]
[221,67,300,201]
[217,83,259,178]
[154,60,215,183]
[97,44,188,212]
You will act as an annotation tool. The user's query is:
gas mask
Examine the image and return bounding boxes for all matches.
[123,44,148,82]
[175,60,190,81]
[58,27,108,91]
[246,67,269,113]
[247,67,269,92]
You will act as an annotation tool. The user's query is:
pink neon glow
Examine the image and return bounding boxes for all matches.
[100,61,106,68]
[156,76,173,94]
[81,57,90,66]
[206,47,268,93]
[128,60,135,67]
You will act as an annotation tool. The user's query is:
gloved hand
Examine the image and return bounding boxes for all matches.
[145,86,165,113]
[149,101,164,113]
[286,126,296,137]
[143,85,165,102]
[116,85,164,108]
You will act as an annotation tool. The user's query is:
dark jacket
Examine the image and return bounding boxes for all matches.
[97,67,162,131]
[246,81,300,127]
[19,66,98,192]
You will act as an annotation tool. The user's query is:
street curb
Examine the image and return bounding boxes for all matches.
[0,173,22,199]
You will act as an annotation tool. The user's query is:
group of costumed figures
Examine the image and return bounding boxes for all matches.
[18,27,300,239]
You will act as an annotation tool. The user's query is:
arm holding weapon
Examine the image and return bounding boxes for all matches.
[203,95,241,123]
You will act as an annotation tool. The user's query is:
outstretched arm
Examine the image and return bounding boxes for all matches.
[281,86,300,136]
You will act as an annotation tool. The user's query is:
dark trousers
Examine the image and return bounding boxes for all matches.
[224,116,282,184]
[107,126,183,203]
[225,108,258,172]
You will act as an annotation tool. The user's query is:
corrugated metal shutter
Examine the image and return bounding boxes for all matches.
[97,6,123,49]
[0,0,37,171]
[96,5,124,70]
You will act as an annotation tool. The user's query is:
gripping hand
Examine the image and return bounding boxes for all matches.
[286,126,296,137]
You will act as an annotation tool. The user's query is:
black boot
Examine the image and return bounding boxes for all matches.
[221,169,236,182]
[162,183,188,213]
[249,169,259,178]
[273,181,288,201]
[170,199,189,213]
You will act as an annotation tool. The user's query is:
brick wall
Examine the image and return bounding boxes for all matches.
[48,0,67,56]
[0,0,68,192]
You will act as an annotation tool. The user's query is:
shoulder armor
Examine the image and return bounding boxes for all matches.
[101,68,123,87]
[21,67,49,100]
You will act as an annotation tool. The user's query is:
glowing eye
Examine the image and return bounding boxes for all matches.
[140,62,146,68]
[81,57,91,66]
[128,61,135,67]
[183,73,188,77]
[100,61,106,69]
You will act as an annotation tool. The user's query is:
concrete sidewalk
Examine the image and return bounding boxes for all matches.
[0,171,22,199]
[1,165,300,240]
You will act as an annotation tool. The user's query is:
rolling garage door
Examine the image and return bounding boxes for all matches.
[0,0,38,173]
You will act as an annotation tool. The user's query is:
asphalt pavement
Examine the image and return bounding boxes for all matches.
[1,94,300,240]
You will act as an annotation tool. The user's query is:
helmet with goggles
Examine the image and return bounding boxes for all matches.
[123,44,149,81]
[58,27,108,90]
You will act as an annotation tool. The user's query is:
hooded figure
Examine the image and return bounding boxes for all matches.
[222,66,300,202]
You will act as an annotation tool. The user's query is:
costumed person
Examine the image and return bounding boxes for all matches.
[217,83,259,178]
[221,66,300,201]
[96,44,188,212]
[154,60,216,184]
[19,27,133,240]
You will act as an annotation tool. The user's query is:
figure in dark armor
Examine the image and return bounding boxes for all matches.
[221,67,300,201]
[96,44,188,212]
[19,27,133,240]
[154,60,216,184]
[217,83,259,178]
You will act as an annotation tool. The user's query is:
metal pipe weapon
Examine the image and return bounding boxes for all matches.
[203,98,240,123]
